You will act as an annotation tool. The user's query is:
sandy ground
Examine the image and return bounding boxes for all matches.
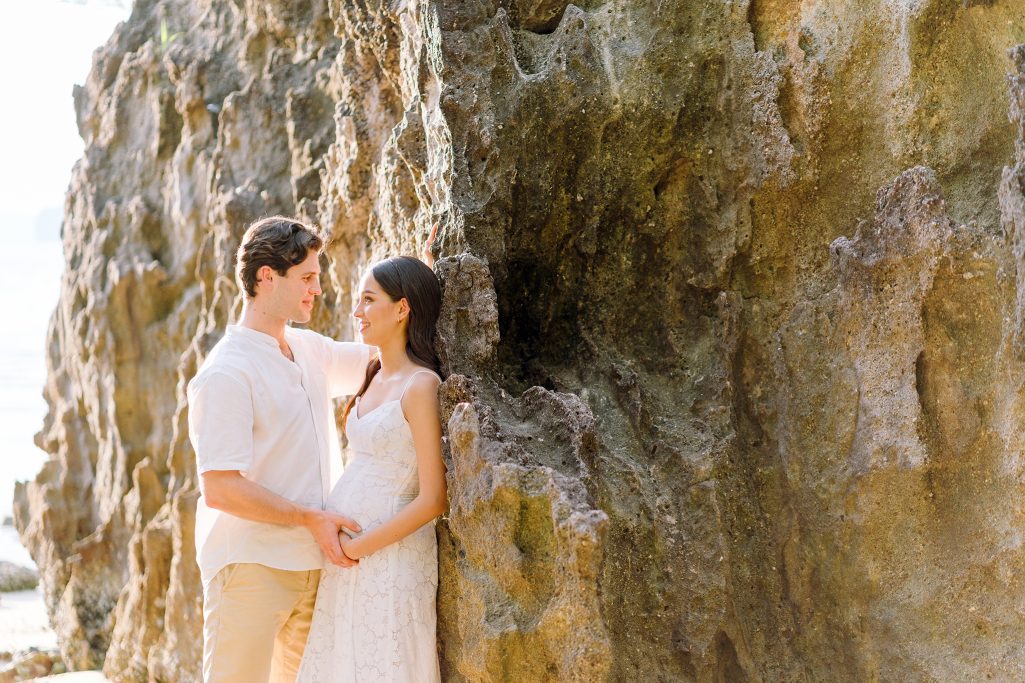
[0,588,109,681]
[0,537,110,681]
[0,588,56,654]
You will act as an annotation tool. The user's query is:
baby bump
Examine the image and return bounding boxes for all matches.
[326,465,412,528]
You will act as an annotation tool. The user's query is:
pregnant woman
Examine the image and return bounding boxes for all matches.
[297,255,446,682]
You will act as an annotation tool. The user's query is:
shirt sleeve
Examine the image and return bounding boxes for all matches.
[187,370,255,474]
[316,336,371,398]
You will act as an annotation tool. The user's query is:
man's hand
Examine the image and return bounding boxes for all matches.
[301,510,361,567]
[422,221,439,268]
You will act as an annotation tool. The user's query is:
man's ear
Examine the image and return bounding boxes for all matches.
[255,265,275,292]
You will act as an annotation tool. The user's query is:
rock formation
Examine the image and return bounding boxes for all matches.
[0,562,39,593]
[16,0,1025,680]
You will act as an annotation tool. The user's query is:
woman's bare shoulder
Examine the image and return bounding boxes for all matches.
[401,370,442,412]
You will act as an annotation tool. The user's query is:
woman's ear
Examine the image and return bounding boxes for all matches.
[398,298,410,321]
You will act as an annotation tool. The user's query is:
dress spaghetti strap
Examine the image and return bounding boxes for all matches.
[399,368,441,399]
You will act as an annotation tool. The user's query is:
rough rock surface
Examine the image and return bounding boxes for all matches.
[16,0,1025,680]
[0,650,61,682]
[0,562,39,593]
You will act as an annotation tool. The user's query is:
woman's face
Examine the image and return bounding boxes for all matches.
[352,271,405,346]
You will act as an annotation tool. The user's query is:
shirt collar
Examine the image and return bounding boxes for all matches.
[225,324,288,349]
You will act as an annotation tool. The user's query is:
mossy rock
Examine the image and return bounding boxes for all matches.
[0,561,37,592]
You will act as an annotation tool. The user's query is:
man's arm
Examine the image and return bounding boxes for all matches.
[188,370,359,567]
[317,338,371,398]
[201,470,361,567]
[422,221,439,268]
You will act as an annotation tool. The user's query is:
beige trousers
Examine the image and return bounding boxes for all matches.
[202,563,321,683]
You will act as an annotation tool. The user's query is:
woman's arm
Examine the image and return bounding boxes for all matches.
[340,372,447,559]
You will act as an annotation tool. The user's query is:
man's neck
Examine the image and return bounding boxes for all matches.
[239,302,288,346]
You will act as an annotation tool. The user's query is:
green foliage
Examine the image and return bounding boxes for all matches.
[158,19,181,53]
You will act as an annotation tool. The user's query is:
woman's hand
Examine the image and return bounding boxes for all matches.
[338,531,363,562]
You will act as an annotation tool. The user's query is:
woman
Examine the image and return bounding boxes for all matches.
[297,255,446,682]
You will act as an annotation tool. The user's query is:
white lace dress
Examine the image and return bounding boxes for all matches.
[297,372,441,682]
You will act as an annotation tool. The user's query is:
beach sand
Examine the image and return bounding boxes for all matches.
[0,530,115,683]
[0,588,56,654]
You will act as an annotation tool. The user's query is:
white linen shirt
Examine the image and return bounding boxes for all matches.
[187,324,369,585]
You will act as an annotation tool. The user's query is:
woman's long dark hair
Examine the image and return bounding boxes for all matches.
[343,256,442,424]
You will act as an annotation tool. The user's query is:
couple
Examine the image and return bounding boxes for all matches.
[187,216,446,682]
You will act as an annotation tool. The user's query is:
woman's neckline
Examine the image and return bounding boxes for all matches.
[353,396,403,420]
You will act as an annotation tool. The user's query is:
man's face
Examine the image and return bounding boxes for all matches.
[261,250,322,323]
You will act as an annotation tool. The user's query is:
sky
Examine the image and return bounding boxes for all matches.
[0,0,133,219]
[0,0,133,517]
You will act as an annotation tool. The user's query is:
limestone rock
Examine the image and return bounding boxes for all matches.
[0,650,59,682]
[18,0,1025,681]
[0,562,38,593]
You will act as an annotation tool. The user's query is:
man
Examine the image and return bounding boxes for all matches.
[188,216,370,682]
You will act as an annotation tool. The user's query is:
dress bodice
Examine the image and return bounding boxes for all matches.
[342,397,421,502]
[325,370,440,525]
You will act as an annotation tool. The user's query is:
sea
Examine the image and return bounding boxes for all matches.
[0,225,63,652]
[0,0,133,657]
[0,227,64,526]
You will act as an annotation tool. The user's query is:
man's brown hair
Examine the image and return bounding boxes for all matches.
[235,216,324,298]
